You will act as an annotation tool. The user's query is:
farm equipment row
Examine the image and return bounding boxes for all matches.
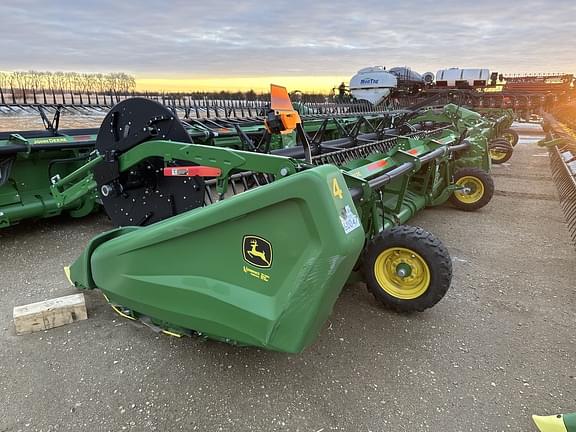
[47,86,501,353]
[0,94,515,229]
[413,105,516,164]
[540,111,576,247]
[0,106,400,228]
[0,94,517,228]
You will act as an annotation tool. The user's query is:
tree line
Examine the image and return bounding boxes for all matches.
[0,70,330,102]
[0,71,136,93]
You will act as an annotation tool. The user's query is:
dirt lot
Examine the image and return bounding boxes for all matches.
[1,124,574,432]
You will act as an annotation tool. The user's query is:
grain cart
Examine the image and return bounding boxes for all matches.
[61,86,494,353]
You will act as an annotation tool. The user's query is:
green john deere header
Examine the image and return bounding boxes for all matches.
[56,86,503,352]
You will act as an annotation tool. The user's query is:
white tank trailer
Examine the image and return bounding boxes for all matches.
[389,67,423,83]
[349,66,397,106]
[389,67,425,93]
[435,68,492,88]
[349,66,497,104]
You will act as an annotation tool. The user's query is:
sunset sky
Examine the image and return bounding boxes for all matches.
[1,0,574,92]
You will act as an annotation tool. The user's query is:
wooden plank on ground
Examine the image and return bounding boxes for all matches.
[13,293,87,335]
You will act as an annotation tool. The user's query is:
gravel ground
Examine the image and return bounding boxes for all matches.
[1,123,574,432]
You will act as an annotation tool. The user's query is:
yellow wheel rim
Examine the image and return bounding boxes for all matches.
[454,175,485,204]
[373,247,431,299]
[489,149,507,161]
[502,132,513,142]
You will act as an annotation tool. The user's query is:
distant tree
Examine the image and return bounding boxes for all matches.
[0,71,9,89]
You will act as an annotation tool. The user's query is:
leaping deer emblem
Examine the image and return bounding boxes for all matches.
[247,240,270,266]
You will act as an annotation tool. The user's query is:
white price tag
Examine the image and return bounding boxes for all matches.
[340,205,361,234]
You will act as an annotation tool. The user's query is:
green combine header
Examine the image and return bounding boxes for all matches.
[46,86,503,352]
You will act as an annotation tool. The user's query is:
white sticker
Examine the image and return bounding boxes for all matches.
[340,205,361,234]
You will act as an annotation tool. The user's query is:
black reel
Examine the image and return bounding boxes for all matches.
[94,98,205,227]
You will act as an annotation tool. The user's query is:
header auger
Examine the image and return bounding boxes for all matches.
[59,85,498,353]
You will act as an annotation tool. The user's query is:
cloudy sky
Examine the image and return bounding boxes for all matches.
[0,0,574,91]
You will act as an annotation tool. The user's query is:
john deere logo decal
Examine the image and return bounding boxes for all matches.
[243,235,272,268]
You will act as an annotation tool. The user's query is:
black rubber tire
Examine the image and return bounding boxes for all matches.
[449,167,495,211]
[489,138,513,164]
[362,225,452,312]
[501,128,519,146]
